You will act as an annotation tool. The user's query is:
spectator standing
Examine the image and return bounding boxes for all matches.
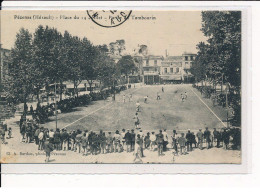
[125,129,132,152]
[144,132,151,149]
[38,128,45,150]
[75,130,82,153]
[133,134,143,163]
[171,130,178,155]
[113,130,121,153]
[157,130,164,156]
[204,127,211,149]
[34,127,40,145]
[130,129,136,152]
[44,138,54,163]
[106,132,113,153]
[121,129,126,151]
[53,128,61,150]
[186,130,193,152]
[162,129,168,151]
[178,133,187,155]
[62,129,69,151]
[150,131,157,151]
[222,129,230,150]
[196,129,203,149]
[81,132,88,155]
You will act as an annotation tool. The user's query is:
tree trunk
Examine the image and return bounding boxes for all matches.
[89,80,93,93]
[73,81,76,97]
[59,81,63,101]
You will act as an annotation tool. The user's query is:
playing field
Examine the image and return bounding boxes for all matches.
[43,84,228,136]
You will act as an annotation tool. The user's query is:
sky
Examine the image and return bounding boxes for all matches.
[1,10,208,56]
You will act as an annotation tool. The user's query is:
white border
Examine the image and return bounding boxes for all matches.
[1,1,252,174]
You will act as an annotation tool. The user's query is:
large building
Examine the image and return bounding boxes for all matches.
[160,56,183,83]
[182,52,196,82]
[0,45,11,92]
[140,52,196,84]
[142,55,163,84]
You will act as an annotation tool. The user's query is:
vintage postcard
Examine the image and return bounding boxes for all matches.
[0,9,246,167]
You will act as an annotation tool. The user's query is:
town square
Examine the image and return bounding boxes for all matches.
[0,10,241,163]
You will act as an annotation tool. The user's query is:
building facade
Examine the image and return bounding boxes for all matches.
[142,55,163,84]
[182,52,196,82]
[160,56,183,83]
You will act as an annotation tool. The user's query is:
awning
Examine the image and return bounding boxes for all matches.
[160,75,182,80]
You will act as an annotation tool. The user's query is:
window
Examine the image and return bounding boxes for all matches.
[170,68,173,73]
[185,62,188,65]
[154,60,157,66]
[164,68,167,74]
[146,59,149,66]
[176,67,179,73]
[185,56,188,61]
[190,56,194,60]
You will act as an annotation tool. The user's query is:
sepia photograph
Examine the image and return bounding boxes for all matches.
[0,10,242,164]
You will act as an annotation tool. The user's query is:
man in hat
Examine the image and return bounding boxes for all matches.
[121,129,126,151]
[171,130,178,155]
[162,129,168,151]
[185,130,193,152]
[125,129,132,152]
[49,129,55,144]
[106,132,113,153]
[70,130,77,151]
[113,130,121,152]
[75,130,83,153]
[204,127,211,149]
[34,126,40,145]
[38,128,45,150]
[157,130,164,156]
[196,129,203,150]
[178,133,187,155]
[44,137,54,163]
[150,131,156,151]
[62,129,70,151]
[130,129,136,152]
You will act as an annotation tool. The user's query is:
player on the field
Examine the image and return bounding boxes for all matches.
[136,101,140,112]
[181,93,185,102]
[157,92,161,100]
[123,94,126,103]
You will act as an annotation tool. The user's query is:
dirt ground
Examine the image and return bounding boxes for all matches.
[0,84,241,164]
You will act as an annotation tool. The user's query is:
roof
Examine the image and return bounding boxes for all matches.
[143,55,164,60]
[163,56,183,62]
[182,52,196,56]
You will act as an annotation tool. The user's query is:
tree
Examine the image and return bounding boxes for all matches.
[109,39,126,56]
[138,45,148,56]
[193,11,241,126]
[81,38,97,93]
[117,55,137,84]
[7,28,34,107]
[200,11,241,87]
